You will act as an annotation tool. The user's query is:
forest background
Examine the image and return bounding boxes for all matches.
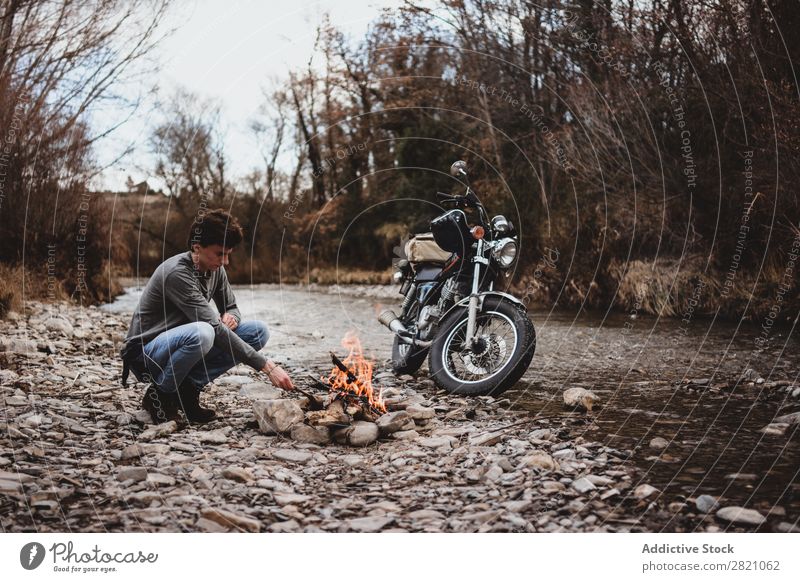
[0,0,798,325]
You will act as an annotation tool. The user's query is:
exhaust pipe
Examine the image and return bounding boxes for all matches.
[378,309,432,348]
[377,309,408,335]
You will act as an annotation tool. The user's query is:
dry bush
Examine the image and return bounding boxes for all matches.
[0,264,68,318]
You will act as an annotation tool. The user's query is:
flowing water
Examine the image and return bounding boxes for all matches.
[105,284,800,521]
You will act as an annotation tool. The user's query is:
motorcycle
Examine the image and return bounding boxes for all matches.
[377,161,536,395]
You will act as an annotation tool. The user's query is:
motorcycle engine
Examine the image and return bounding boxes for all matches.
[417,305,441,339]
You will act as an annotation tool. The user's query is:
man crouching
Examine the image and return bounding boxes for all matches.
[120,209,293,424]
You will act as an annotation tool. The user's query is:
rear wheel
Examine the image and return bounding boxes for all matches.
[429,297,535,395]
[392,335,429,375]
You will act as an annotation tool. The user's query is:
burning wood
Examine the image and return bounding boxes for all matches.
[324,331,387,414]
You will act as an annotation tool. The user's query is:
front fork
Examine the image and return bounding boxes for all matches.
[465,239,489,347]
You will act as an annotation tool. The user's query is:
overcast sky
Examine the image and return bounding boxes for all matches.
[95,0,403,191]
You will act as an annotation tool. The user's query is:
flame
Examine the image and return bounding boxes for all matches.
[327,331,386,413]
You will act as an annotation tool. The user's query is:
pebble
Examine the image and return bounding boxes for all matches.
[273,493,311,505]
[406,403,435,421]
[518,451,558,472]
[585,475,614,486]
[649,437,669,450]
[346,516,395,532]
[272,449,313,464]
[418,436,455,450]
[139,421,178,441]
[116,467,148,482]
[716,506,766,527]
[695,495,719,513]
[633,484,660,500]
[200,507,261,532]
[469,431,504,446]
[600,488,620,500]
[571,477,597,494]
[198,430,230,444]
[563,387,598,411]
[44,317,74,337]
[222,467,255,482]
[391,429,419,440]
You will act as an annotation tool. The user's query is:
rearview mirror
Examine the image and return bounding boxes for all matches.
[450,160,467,177]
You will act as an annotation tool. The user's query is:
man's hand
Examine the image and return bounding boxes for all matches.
[220,313,238,331]
[262,361,294,391]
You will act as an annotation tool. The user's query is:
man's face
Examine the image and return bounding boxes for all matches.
[193,244,234,272]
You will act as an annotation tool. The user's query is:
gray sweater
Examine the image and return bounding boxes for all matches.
[120,252,267,370]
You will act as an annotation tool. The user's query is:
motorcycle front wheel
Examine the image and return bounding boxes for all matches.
[429,297,536,396]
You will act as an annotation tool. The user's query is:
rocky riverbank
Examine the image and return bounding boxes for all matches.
[0,301,793,533]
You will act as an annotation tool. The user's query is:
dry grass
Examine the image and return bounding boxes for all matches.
[0,263,67,318]
[0,262,125,319]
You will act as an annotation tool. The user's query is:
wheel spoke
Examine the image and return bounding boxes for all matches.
[441,310,518,383]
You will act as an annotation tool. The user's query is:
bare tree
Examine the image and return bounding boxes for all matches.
[150,89,229,202]
[0,0,173,303]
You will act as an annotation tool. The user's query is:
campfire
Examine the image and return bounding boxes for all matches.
[325,331,386,414]
[253,331,418,447]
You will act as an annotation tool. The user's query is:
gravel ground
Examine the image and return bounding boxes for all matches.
[0,299,792,533]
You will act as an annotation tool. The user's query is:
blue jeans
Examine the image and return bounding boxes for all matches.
[142,321,269,393]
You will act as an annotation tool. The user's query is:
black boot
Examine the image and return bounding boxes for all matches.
[142,383,179,424]
[176,379,217,423]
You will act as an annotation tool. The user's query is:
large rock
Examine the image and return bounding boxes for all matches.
[252,399,304,434]
[290,424,331,445]
[716,506,766,527]
[239,382,283,400]
[333,421,379,447]
[563,387,599,411]
[774,411,800,426]
[518,451,558,472]
[44,317,74,337]
[375,410,412,436]
[406,403,435,421]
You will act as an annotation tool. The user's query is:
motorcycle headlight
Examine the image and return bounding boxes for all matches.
[492,238,517,269]
[491,215,512,235]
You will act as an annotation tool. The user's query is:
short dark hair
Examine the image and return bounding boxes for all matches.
[188,209,244,249]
